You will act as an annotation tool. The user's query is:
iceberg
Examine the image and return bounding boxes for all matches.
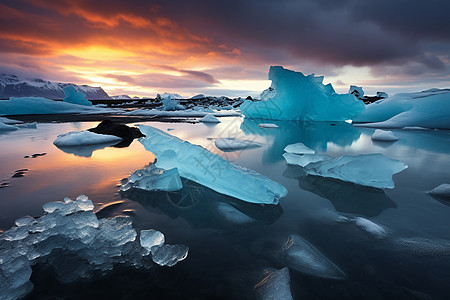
[303,153,407,189]
[0,195,188,299]
[120,164,183,192]
[283,152,329,167]
[0,117,23,124]
[241,66,365,121]
[214,138,262,152]
[254,267,293,300]
[371,129,399,142]
[123,108,240,117]
[279,235,345,279]
[157,92,186,111]
[0,122,18,131]
[0,97,117,116]
[63,85,92,106]
[53,130,122,147]
[138,125,287,204]
[199,113,221,123]
[284,142,315,155]
[354,89,450,129]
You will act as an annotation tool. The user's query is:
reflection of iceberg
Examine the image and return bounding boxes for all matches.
[121,178,283,230]
[55,141,121,157]
[302,153,407,189]
[240,118,361,162]
[0,195,188,300]
[138,125,287,205]
[279,235,346,279]
[240,66,364,121]
[283,165,396,217]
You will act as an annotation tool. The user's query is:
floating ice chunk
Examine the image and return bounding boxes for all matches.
[214,138,262,152]
[151,244,189,267]
[354,217,387,238]
[241,66,365,121]
[0,117,23,124]
[371,129,399,142]
[53,130,122,147]
[157,93,186,111]
[0,121,18,131]
[428,183,450,200]
[63,85,92,106]
[283,153,329,167]
[216,202,256,224]
[354,89,450,129]
[280,235,345,279]
[254,267,293,300]
[140,230,165,252]
[0,97,118,116]
[304,153,407,189]
[258,123,279,128]
[284,142,315,155]
[138,125,287,204]
[14,216,36,227]
[120,164,183,192]
[199,113,220,123]
[348,85,364,99]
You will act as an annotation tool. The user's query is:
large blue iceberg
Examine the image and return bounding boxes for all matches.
[138,125,287,205]
[240,66,365,121]
[354,88,450,129]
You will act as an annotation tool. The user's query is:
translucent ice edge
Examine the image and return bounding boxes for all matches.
[0,195,188,299]
[138,125,287,205]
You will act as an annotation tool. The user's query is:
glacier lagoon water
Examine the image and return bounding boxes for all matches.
[1,117,450,299]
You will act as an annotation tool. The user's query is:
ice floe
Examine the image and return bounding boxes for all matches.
[120,164,183,192]
[199,113,221,123]
[0,97,118,116]
[371,129,399,142]
[0,117,23,124]
[0,122,18,131]
[279,235,345,279]
[123,108,240,117]
[258,123,279,128]
[138,125,287,204]
[284,142,315,155]
[214,138,262,152]
[53,130,123,147]
[241,66,364,121]
[0,195,188,299]
[254,267,293,300]
[283,152,329,167]
[354,88,450,129]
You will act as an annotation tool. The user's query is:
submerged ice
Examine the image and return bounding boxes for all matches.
[240,66,365,121]
[138,125,287,205]
[0,195,188,299]
[284,150,407,189]
[279,235,345,279]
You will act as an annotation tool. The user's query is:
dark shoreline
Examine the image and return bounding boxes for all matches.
[5,113,199,124]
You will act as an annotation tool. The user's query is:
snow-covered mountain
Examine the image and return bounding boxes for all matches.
[0,74,111,100]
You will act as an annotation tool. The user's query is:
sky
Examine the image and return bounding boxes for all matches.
[1,0,450,98]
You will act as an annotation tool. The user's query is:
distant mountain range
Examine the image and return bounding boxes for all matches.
[0,74,111,100]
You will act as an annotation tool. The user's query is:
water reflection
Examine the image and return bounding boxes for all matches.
[55,141,123,157]
[240,119,361,162]
[121,178,283,231]
[283,165,396,217]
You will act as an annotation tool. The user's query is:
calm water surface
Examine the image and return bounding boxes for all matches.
[1,117,450,299]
